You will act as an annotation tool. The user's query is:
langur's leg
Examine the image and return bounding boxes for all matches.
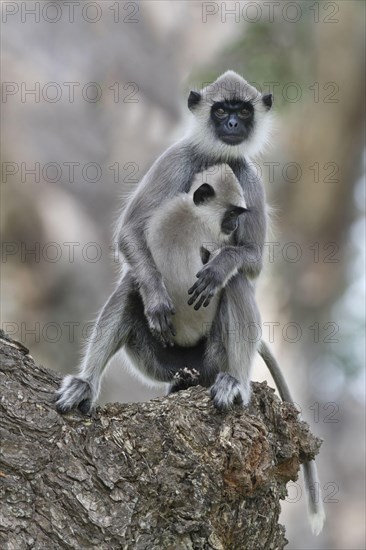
[55,272,136,414]
[209,276,260,410]
[56,271,207,413]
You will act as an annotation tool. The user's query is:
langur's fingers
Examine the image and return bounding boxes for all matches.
[188,290,203,306]
[203,291,214,308]
[188,279,210,304]
[168,321,176,338]
[188,274,209,295]
[188,281,200,295]
[160,316,173,347]
[170,306,176,315]
[150,321,168,348]
[166,318,176,346]
[193,294,207,310]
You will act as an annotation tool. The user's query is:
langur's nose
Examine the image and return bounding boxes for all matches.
[228,118,238,128]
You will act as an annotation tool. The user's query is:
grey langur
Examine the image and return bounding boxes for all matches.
[56,164,254,408]
[147,165,249,348]
[55,70,325,534]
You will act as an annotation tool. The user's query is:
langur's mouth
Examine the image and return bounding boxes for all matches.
[220,135,245,145]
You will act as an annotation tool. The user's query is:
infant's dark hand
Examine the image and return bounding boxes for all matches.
[187,264,224,310]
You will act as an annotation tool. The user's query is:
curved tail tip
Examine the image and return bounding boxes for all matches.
[309,509,326,536]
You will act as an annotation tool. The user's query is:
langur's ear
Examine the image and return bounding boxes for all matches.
[193,183,215,205]
[188,91,201,111]
[262,93,273,110]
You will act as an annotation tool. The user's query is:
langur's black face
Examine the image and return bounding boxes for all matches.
[210,99,255,145]
[221,205,248,234]
[192,181,248,235]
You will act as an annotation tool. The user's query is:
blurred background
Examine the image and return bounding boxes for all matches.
[1,1,365,548]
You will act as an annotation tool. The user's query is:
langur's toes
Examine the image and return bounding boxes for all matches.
[78,399,92,415]
[55,376,93,415]
[55,401,71,415]
[210,373,246,411]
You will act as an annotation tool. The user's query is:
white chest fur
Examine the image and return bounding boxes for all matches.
[146,197,224,346]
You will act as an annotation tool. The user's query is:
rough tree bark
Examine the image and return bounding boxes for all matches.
[0,332,321,550]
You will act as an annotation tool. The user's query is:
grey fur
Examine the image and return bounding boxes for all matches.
[146,165,247,347]
[55,70,324,534]
[56,70,271,412]
[210,372,245,410]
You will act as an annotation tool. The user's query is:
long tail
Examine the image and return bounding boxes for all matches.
[258,340,326,535]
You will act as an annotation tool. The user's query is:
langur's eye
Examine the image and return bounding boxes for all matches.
[239,108,251,118]
[215,108,227,118]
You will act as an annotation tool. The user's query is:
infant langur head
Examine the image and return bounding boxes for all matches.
[187,70,273,159]
[189,165,249,242]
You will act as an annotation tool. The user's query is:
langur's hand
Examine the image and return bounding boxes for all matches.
[187,263,225,310]
[144,289,176,347]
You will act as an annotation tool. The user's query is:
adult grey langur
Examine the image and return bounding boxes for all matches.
[56,71,325,534]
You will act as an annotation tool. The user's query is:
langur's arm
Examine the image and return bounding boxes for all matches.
[117,144,192,345]
[118,143,191,289]
[188,182,266,309]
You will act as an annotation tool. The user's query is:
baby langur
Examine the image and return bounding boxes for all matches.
[146,165,249,349]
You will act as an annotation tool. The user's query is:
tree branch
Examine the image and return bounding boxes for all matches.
[0,332,321,549]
